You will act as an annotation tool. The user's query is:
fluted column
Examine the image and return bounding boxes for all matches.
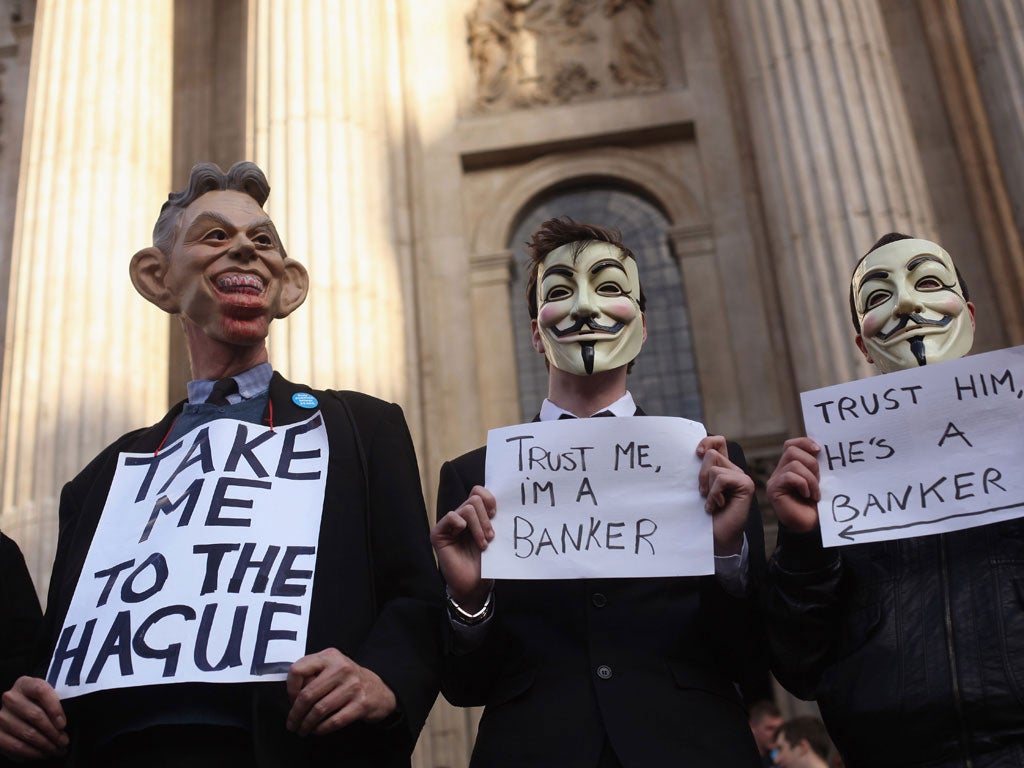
[956,0,1024,330]
[247,0,418,413]
[725,0,936,391]
[0,0,173,590]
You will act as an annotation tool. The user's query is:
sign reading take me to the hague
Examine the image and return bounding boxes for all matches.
[801,345,1024,547]
[483,416,713,580]
[48,413,328,699]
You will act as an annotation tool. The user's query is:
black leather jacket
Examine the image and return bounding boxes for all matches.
[766,519,1024,767]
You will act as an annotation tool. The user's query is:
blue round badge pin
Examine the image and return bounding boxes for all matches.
[292,392,319,409]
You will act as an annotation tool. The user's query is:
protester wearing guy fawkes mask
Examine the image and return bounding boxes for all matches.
[430,217,768,768]
[850,236,975,373]
[531,239,645,377]
[765,233,1024,767]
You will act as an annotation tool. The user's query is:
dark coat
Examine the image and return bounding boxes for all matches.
[0,533,42,695]
[437,412,767,768]
[767,521,1024,767]
[37,373,442,768]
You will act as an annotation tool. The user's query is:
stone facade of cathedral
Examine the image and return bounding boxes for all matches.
[0,1,1021,764]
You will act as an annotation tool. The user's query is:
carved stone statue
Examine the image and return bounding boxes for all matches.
[605,0,666,89]
[466,0,666,111]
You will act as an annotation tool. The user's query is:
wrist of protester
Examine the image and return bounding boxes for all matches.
[446,585,494,626]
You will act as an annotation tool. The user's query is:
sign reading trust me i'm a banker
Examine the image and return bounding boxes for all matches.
[483,416,713,580]
[48,413,328,699]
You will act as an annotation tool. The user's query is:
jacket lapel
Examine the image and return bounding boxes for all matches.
[266,371,321,427]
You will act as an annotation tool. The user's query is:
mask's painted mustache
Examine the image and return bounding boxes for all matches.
[877,312,951,341]
[551,317,624,338]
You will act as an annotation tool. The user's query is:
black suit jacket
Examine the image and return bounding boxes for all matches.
[37,373,442,767]
[0,533,42,695]
[437,410,766,768]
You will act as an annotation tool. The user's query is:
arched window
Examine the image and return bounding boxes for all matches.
[508,185,703,421]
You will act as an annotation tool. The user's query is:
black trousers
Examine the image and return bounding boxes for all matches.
[85,725,256,768]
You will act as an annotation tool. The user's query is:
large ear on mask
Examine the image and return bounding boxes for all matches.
[129,247,179,313]
[275,260,310,319]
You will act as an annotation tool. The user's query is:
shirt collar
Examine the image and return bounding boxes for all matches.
[186,362,273,405]
[539,391,635,421]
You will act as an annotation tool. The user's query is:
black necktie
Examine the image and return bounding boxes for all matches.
[559,410,613,419]
[205,377,238,406]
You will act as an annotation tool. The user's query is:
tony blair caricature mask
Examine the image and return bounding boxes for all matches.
[131,189,308,347]
[852,238,974,373]
[534,240,644,376]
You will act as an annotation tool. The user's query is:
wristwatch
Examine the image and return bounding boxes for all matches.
[446,586,493,625]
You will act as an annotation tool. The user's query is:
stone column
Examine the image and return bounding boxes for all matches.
[246,5,454,765]
[724,0,936,391]
[247,0,420,418]
[667,224,745,437]
[955,0,1024,337]
[0,0,173,589]
[470,250,520,431]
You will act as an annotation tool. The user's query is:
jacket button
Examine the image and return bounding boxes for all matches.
[596,665,612,679]
[591,592,607,608]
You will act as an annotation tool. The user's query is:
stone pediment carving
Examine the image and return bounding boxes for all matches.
[467,0,666,111]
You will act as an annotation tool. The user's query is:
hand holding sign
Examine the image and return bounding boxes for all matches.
[765,437,823,534]
[697,435,755,555]
[0,677,67,761]
[286,648,397,736]
[430,486,496,611]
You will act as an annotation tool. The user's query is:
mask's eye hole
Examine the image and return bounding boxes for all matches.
[254,233,274,247]
[545,286,572,301]
[204,228,228,242]
[596,282,625,296]
[916,276,942,291]
[864,290,891,310]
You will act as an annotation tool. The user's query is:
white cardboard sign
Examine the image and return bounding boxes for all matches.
[48,413,329,699]
[801,345,1024,547]
[482,417,712,579]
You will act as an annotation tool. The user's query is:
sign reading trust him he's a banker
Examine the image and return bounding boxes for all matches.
[802,345,1024,547]
[482,417,712,580]
[47,413,328,699]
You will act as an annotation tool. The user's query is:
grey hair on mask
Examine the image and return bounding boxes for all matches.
[151,162,272,256]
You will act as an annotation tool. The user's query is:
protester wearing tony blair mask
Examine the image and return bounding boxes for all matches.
[0,162,441,768]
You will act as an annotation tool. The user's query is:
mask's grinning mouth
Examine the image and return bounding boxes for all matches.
[216,273,264,295]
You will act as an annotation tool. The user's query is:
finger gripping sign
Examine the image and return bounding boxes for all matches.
[482,416,712,579]
[801,345,1024,547]
[48,413,328,699]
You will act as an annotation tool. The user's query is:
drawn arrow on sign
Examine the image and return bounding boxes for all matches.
[836,500,1024,541]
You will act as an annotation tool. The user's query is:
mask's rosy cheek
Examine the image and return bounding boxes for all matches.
[861,313,885,337]
[929,295,964,316]
[603,298,638,321]
[538,304,564,326]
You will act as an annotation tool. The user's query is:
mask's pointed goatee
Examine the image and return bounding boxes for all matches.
[581,343,595,375]
[909,335,927,367]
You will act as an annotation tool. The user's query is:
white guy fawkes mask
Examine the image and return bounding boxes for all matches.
[534,241,644,376]
[852,238,974,373]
